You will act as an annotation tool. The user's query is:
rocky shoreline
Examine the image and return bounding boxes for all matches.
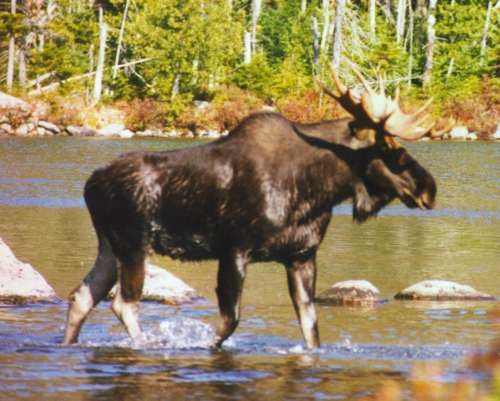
[0,91,227,139]
[1,120,226,139]
[2,91,500,140]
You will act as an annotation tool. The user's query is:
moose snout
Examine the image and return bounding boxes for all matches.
[401,185,436,210]
[416,189,436,210]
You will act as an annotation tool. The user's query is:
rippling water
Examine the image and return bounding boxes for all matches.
[0,137,499,400]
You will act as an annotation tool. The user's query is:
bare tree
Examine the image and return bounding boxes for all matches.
[396,0,406,43]
[7,0,16,90]
[480,1,492,67]
[244,32,251,63]
[251,0,261,54]
[423,0,437,85]
[369,0,376,35]
[113,0,130,79]
[18,39,26,87]
[93,9,107,103]
[313,15,319,64]
[407,1,413,88]
[320,0,330,52]
[384,0,392,20]
[332,0,346,71]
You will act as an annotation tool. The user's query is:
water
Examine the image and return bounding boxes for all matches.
[0,137,499,399]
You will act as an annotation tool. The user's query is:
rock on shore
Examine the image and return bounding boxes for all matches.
[108,264,204,305]
[394,280,495,301]
[0,238,59,304]
[315,280,387,306]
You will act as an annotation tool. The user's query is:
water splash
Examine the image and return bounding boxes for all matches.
[119,317,219,349]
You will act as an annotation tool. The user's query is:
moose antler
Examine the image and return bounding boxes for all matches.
[318,64,437,141]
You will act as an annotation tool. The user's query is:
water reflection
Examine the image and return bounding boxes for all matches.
[0,138,499,399]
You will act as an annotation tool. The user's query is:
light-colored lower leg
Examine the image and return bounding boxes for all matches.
[63,283,94,344]
[286,256,320,349]
[62,235,118,345]
[111,283,142,339]
[296,297,319,349]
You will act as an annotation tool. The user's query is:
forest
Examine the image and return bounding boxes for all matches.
[1,0,499,136]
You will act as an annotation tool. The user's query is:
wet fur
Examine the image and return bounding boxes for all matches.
[63,112,436,348]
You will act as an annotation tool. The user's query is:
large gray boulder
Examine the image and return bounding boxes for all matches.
[0,238,59,304]
[65,126,99,137]
[449,126,468,140]
[0,92,29,110]
[38,120,61,134]
[98,123,127,137]
[394,280,495,301]
[315,280,387,306]
[108,264,204,304]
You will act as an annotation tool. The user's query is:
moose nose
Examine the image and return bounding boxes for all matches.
[418,189,435,210]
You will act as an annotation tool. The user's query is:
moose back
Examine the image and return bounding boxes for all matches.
[63,72,437,348]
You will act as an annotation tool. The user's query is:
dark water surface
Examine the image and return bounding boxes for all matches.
[0,137,499,400]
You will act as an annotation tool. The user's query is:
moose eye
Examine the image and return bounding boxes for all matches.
[379,144,391,156]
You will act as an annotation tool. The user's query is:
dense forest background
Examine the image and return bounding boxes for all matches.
[1,0,499,135]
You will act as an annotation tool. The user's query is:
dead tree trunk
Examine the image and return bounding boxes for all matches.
[332,0,346,72]
[244,32,251,63]
[423,0,436,85]
[251,0,261,54]
[94,16,107,103]
[396,0,406,43]
[320,0,330,52]
[480,1,492,67]
[19,40,26,88]
[407,1,414,88]
[384,0,392,20]
[369,0,376,35]
[113,0,130,79]
[7,0,16,90]
[313,15,319,64]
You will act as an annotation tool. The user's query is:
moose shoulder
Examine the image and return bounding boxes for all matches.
[63,70,438,349]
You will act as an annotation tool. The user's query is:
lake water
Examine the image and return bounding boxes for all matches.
[0,137,499,400]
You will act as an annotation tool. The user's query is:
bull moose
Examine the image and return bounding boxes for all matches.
[63,68,440,348]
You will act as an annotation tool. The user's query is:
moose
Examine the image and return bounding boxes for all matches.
[63,68,440,348]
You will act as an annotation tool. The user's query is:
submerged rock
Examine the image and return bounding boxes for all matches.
[0,238,59,304]
[315,280,387,306]
[108,264,204,304]
[394,280,496,301]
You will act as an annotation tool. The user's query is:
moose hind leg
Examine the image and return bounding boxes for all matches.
[285,252,320,349]
[63,235,118,344]
[214,251,248,347]
[111,250,147,340]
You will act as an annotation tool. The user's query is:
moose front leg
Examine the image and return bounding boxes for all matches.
[214,251,248,347]
[285,252,320,349]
